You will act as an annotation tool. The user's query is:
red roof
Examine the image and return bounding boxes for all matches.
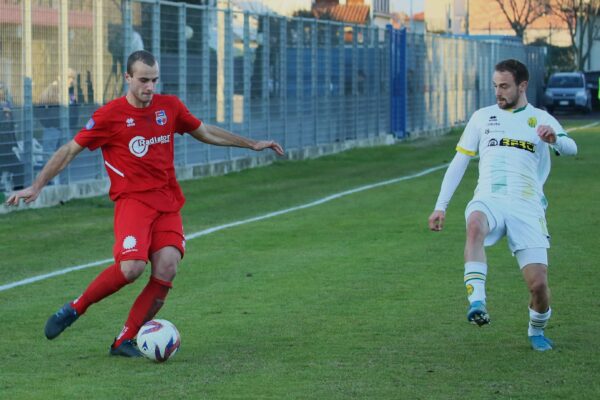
[413,11,424,22]
[313,4,371,24]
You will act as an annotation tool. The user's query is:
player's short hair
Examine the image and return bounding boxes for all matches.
[495,59,529,85]
[126,50,157,76]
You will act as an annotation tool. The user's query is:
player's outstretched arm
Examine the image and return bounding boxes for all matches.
[189,124,284,156]
[5,140,84,206]
[428,151,471,232]
[537,124,577,156]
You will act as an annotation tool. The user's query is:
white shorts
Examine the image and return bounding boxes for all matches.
[514,247,548,269]
[465,197,550,264]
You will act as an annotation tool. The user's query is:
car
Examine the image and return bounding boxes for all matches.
[544,72,593,114]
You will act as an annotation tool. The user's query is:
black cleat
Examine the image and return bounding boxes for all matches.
[109,339,143,358]
[45,303,79,339]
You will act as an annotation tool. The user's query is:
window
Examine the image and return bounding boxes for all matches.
[373,0,389,14]
[548,75,584,89]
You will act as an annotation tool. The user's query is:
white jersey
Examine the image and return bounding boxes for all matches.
[456,104,567,208]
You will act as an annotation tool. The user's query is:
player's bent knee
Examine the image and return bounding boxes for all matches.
[120,259,147,281]
[154,261,177,282]
[528,277,548,296]
[150,246,181,282]
[466,217,487,243]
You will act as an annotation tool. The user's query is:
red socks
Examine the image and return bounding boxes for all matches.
[71,263,130,315]
[69,263,172,348]
[113,276,172,348]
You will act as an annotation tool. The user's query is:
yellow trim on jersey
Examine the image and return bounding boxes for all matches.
[456,146,477,157]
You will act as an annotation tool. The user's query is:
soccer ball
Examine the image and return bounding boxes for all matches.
[137,319,181,362]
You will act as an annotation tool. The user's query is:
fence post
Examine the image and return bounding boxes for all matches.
[324,23,332,144]
[352,25,358,140]
[123,0,132,95]
[178,4,188,105]
[59,0,70,184]
[201,6,210,162]
[311,20,318,145]
[388,25,406,139]
[151,0,161,93]
[363,27,371,138]
[263,15,270,140]
[374,26,380,136]
[93,0,104,105]
[243,12,251,137]
[279,17,288,149]
[297,19,304,149]
[178,2,188,165]
[337,24,344,143]
[225,7,233,159]
[22,0,34,187]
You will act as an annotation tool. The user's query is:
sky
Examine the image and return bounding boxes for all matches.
[391,0,425,15]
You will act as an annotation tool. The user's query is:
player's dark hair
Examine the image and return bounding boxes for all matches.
[495,59,529,85]
[126,50,156,76]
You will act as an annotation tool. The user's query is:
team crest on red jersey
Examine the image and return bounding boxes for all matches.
[155,110,167,126]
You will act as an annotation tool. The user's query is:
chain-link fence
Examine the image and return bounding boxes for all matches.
[0,0,546,205]
[0,0,390,195]
[405,34,546,136]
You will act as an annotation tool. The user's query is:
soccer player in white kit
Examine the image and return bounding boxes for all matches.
[428,59,577,351]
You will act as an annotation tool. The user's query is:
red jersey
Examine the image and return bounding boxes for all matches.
[74,94,201,212]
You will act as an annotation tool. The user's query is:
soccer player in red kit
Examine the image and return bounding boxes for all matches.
[6,50,284,357]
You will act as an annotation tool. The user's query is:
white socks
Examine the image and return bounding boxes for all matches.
[464,261,487,304]
[464,262,552,337]
[528,307,552,337]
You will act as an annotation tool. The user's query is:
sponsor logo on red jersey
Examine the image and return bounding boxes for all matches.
[128,135,171,158]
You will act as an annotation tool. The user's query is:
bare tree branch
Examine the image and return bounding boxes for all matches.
[495,0,548,38]
[551,0,600,69]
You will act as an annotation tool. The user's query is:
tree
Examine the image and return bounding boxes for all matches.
[552,0,600,70]
[292,8,335,21]
[494,0,550,39]
[530,37,576,73]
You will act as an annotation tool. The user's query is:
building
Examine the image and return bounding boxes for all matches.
[312,0,393,27]
[424,0,454,33]
[392,10,425,33]
[425,0,570,46]
[313,0,372,24]
[578,8,600,71]
[412,11,425,34]
[231,1,399,28]
[231,0,312,16]
[369,0,392,28]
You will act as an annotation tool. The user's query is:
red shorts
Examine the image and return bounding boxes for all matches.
[113,198,185,263]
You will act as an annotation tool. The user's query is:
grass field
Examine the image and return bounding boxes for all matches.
[1,119,599,399]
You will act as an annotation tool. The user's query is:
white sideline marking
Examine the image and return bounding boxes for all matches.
[0,163,449,293]
[566,121,599,132]
[2,122,593,293]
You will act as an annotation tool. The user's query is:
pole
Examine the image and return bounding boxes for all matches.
[466,0,470,35]
[410,0,414,31]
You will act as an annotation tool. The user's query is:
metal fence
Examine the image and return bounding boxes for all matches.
[0,0,545,200]
[0,0,390,194]
[404,34,546,135]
